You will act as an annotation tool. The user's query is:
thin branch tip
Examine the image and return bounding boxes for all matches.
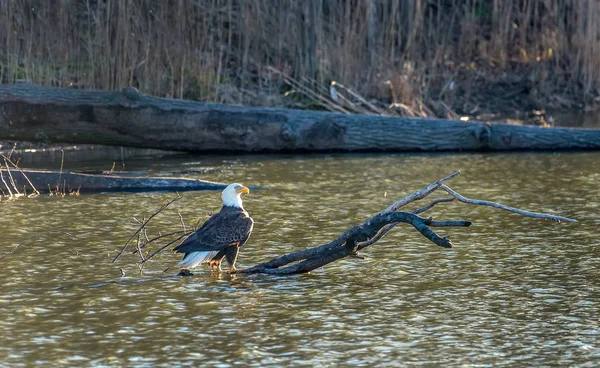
[439,184,578,223]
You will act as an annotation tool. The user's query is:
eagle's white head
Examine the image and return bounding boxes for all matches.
[221,183,250,208]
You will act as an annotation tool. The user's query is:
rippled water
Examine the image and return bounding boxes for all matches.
[1,152,599,367]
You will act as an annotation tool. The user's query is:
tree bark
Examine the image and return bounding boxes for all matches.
[1,83,599,153]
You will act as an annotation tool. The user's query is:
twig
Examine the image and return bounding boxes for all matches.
[137,217,150,244]
[381,171,461,214]
[330,80,387,115]
[112,193,181,263]
[136,233,145,262]
[0,164,14,197]
[266,66,350,113]
[178,213,186,233]
[136,231,147,275]
[57,149,64,193]
[131,230,190,254]
[1,153,40,196]
[0,229,74,261]
[412,197,456,214]
[7,142,17,160]
[356,223,396,249]
[141,233,189,264]
[142,227,150,243]
[2,159,20,195]
[439,185,578,223]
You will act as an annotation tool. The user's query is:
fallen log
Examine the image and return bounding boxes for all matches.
[1,84,599,152]
[3,169,227,194]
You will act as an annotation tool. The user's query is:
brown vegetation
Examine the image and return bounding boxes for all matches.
[1,1,599,119]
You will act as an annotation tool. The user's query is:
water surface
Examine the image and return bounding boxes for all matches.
[1,152,599,367]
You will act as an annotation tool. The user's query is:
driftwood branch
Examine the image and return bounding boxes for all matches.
[236,213,470,275]
[355,198,458,251]
[4,169,228,194]
[232,173,576,275]
[439,185,577,223]
[119,171,577,276]
[2,83,600,152]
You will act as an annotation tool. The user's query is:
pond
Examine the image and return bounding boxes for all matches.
[1,151,599,366]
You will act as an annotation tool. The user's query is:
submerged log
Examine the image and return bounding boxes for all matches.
[1,84,600,152]
[4,169,226,194]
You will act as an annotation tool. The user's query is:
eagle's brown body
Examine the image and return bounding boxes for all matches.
[173,183,253,272]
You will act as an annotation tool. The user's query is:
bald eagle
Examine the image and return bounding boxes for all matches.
[174,183,254,273]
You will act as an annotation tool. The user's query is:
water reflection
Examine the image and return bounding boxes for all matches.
[553,111,600,128]
[0,152,599,366]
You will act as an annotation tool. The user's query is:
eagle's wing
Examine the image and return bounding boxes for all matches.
[173,211,254,254]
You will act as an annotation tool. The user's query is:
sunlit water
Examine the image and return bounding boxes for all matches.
[1,152,599,367]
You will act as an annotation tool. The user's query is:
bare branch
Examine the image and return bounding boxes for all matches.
[0,164,13,197]
[141,233,189,264]
[2,159,21,195]
[356,223,396,249]
[356,202,466,250]
[0,164,20,198]
[7,142,17,160]
[1,153,40,196]
[224,174,458,272]
[236,212,470,275]
[0,230,74,261]
[131,230,191,254]
[178,213,186,233]
[142,225,150,243]
[381,171,460,213]
[440,185,578,223]
[112,193,181,263]
[238,172,463,271]
[57,149,64,192]
[135,233,146,263]
[412,197,456,214]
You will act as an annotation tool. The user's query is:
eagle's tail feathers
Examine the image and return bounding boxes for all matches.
[179,251,219,269]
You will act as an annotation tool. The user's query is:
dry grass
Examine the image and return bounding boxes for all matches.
[1,0,599,117]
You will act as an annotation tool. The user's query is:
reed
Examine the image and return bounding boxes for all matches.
[1,0,598,115]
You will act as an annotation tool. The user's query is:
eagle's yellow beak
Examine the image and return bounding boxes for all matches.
[237,186,250,194]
